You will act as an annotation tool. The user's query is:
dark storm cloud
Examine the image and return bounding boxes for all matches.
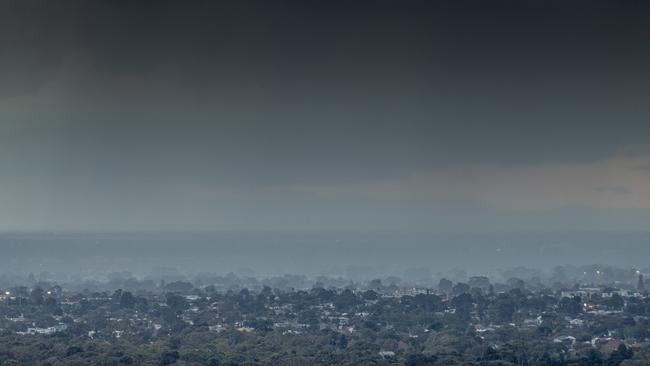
[4,0,650,92]
[1,0,650,231]
[4,2,649,83]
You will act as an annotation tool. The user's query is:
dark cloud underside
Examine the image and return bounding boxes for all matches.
[1,0,650,231]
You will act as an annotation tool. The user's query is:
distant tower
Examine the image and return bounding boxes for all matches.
[637,274,645,292]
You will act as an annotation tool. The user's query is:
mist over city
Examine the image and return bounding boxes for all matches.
[2,1,650,365]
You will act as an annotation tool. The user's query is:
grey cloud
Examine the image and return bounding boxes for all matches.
[1,0,650,232]
[594,186,630,194]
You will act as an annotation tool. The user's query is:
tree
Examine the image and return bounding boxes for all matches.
[160,350,179,366]
[368,279,382,291]
[506,277,525,290]
[30,287,44,305]
[362,290,378,301]
[423,331,478,356]
[572,347,603,365]
[488,294,516,323]
[558,296,582,316]
[165,293,189,313]
[413,294,443,311]
[468,276,491,291]
[438,278,453,295]
[333,289,359,311]
[337,334,348,349]
[404,353,438,365]
[120,291,136,309]
[452,283,470,296]
[606,294,625,310]
[451,293,474,321]
[606,344,633,366]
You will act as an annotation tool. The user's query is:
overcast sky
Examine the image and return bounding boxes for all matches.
[1,0,650,232]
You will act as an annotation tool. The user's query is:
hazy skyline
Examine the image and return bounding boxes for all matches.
[2,0,650,232]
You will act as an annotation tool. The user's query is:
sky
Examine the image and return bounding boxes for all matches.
[1,0,650,233]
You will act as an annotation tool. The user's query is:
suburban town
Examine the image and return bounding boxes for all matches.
[2,267,650,365]
[3,0,650,364]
